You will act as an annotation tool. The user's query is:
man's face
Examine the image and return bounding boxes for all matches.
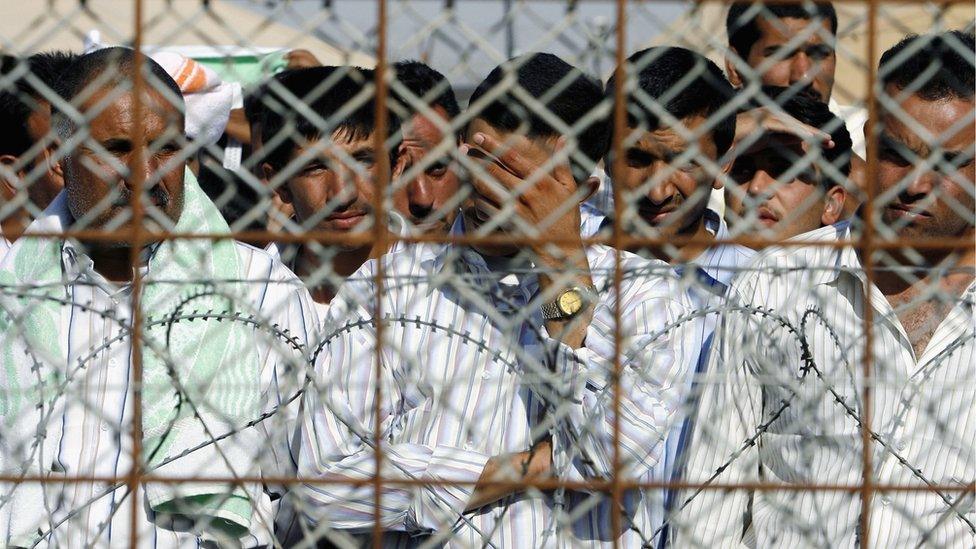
[399,107,461,234]
[727,137,836,240]
[874,88,975,241]
[279,128,407,251]
[63,87,185,242]
[740,16,836,102]
[461,118,561,256]
[615,115,720,239]
[24,100,64,210]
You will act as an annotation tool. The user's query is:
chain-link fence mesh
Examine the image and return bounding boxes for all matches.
[0,0,973,547]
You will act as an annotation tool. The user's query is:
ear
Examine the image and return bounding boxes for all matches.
[713,159,734,190]
[263,162,292,204]
[392,149,408,180]
[0,154,21,199]
[725,49,744,89]
[821,184,847,226]
[578,175,601,204]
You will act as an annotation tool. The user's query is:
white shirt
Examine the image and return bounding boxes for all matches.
[0,239,317,547]
[0,235,11,263]
[829,98,868,158]
[673,222,975,547]
[297,240,699,547]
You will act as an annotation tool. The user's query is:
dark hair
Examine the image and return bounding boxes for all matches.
[53,47,184,138]
[468,52,610,182]
[261,65,401,171]
[608,47,736,157]
[393,60,460,120]
[0,51,78,158]
[879,30,975,101]
[727,1,838,58]
[742,85,852,186]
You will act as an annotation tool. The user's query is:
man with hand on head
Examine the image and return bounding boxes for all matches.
[0,47,316,547]
[725,0,866,217]
[297,52,697,547]
[674,31,974,547]
[725,86,852,241]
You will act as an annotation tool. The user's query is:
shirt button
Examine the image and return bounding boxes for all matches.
[880,495,891,506]
[896,440,907,451]
[100,422,109,432]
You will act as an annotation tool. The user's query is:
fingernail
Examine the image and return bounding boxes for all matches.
[474,133,485,145]
[459,144,470,155]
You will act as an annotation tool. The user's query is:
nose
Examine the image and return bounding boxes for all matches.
[646,164,676,205]
[408,176,435,220]
[789,52,813,87]
[123,148,158,193]
[902,168,938,200]
[747,169,777,198]
[330,162,361,206]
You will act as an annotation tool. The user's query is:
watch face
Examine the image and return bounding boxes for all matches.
[557,289,583,316]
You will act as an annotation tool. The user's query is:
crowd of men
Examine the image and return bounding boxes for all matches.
[0,1,973,547]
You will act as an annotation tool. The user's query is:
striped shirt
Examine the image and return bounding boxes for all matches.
[672,222,975,547]
[0,238,317,547]
[298,240,700,547]
[579,206,756,547]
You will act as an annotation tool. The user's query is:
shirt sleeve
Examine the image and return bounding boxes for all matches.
[296,283,491,534]
[668,278,765,547]
[541,274,700,484]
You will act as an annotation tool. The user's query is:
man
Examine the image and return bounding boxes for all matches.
[297,53,696,547]
[674,31,974,547]
[725,86,851,241]
[392,60,463,235]
[0,51,76,257]
[591,46,757,545]
[0,47,316,547]
[261,65,406,310]
[725,0,866,216]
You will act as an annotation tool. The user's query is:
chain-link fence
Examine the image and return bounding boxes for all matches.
[0,0,973,547]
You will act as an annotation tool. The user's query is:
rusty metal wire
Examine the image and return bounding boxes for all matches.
[0,0,973,547]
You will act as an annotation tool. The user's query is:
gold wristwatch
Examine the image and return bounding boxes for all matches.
[540,286,597,320]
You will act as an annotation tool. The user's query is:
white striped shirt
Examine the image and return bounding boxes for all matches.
[579,206,756,547]
[297,240,699,547]
[0,238,317,547]
[673,222,975,547]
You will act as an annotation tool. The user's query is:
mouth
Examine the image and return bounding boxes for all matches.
[637,207,675,225]
[326,210,368,230]
[886,203,932,222]
[757,206,780,227]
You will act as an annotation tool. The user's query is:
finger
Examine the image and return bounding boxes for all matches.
[550,136,577,184]
[461,145,512,205]
[764,115,835,149]
[471,132,536,179]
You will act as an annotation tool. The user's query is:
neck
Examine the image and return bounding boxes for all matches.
[297,231,392,305]
[869,235,976,297]
[628,214,715,265]
[88,245,137,282]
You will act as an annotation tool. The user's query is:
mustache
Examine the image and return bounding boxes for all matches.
[111,185,170,209]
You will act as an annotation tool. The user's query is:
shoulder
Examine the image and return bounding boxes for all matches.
[728,222,850,306]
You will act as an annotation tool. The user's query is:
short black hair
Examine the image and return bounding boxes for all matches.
[53,46,184,138]
[727,1,838,58]
[393,60,460,120]
[0,51,77,158]
[608,47,736,158]
[261,65,401,171]
[743,85,852,186]
[468,52,610,182]
[879,30,975,101]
